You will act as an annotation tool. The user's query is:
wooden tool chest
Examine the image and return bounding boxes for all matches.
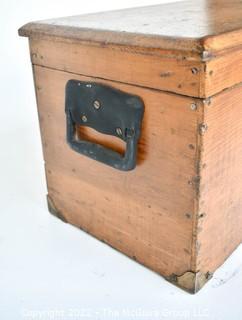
[19,0,242,293]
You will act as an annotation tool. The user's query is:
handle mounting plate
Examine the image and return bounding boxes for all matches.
[65,80,144,171]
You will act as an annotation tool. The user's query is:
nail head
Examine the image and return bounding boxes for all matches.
[191,103,197,111]
[191,67,199,74]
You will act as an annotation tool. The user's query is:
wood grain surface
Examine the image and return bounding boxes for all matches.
[196,84,242,274]
[19,0,242,98]
[33,64,202,278]
[19,1,242,291]
[29,38,202,98]
[29,37,242,99]
[19,0,242,53]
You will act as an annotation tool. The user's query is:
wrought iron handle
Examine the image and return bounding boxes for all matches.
[65,80,144,171]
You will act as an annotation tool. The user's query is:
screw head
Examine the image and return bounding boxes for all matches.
[93,100,101,110]
[126,128,135,138]
[116,128,123,136]
[190,103,197,111]
[81,115,87,122]
[191,67,199,74]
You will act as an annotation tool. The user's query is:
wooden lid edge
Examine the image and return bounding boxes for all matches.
[19,21,242,61]
[18,22,204,55]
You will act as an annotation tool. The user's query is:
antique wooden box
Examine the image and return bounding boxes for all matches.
[19,0,242,293]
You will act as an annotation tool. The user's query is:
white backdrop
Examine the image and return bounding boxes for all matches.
[1,0,242,319]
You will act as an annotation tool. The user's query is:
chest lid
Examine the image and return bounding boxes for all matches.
[19,0,242,98]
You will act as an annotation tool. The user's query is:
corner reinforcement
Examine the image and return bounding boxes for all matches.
[167,270,213,294]
[47,194,68,223]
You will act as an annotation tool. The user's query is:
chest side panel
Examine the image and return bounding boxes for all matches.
[197,84,242,273]
[33,65,201,278]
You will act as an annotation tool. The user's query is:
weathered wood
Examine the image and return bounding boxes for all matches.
[29,38,203,97]
[204,48,242,97]
[19,0,242,292]
[34,65,242,292]
[196,83,242,274]
[26,37,242,99]
[33,65,202,285]
[19,0,242,53]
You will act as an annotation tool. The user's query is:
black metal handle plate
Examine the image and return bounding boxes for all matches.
[65,80,144,171]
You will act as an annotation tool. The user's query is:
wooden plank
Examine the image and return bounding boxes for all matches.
[204,48,242,97]
[196,84,242,274]
[33,64,202,278]
[29,38,242,99]
[30,38,203,98]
